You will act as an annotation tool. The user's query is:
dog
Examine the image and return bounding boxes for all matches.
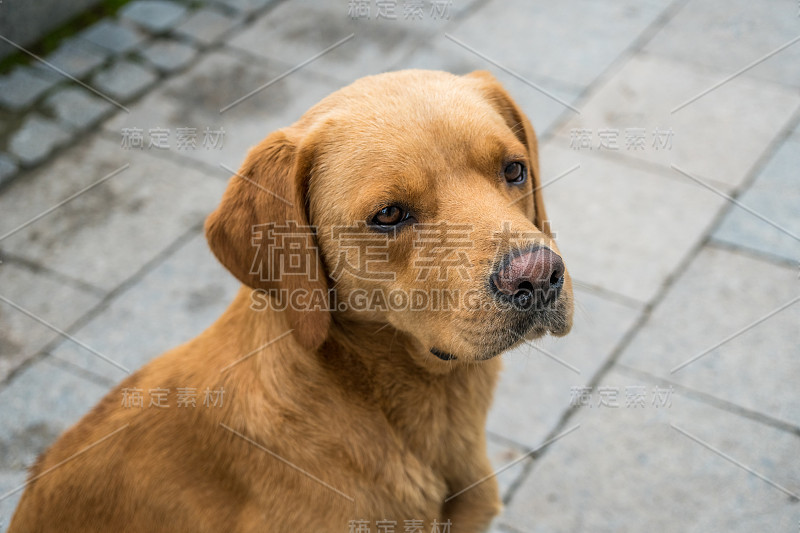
[9,70,573,532]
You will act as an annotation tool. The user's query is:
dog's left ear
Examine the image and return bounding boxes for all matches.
[465,70,550,236]
[205,128,330,351]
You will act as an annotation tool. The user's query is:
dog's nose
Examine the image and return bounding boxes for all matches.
[491,247,565,308]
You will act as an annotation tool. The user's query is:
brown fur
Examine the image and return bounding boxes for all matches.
[9,70,573,532]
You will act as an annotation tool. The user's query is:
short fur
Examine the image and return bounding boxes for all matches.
[9,70,573,533]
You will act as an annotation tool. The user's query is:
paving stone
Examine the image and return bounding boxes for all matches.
[0,135,226,292]
[174,7,241,46]
[78,19,146,55]
[618,246,800,427]
[712,137,800,262]
[33,37,109,80]
[93,59,159,101]
[44,87,115,131]
[227,0,448,84]
[396,35,582,136]
[644,0,800,89]
[7,115,72,168]
[449,0,670,89]
[488,287,641,448]
[0,357,109,478]
[140,39,198,73]
[120,0,189,33]
[210,0,278,16]
[0,155,18,188]
[0,262,101,383]
[0,67,58,111]
[499,369,800,532]
[103,49,343,170]
[50,234,239,381]
[538,144,727,303]
[555,53,800,190]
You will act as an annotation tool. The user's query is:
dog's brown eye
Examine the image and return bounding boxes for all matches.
[372,206,407,226]
[504,162,526,184]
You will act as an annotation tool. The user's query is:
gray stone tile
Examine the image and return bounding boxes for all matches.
[395,35,582,137]
[7,115,72,167]
[92,59,159,101]
[44,87,115,131]
[140,39,198,73]
[538,144,727,303]
[712,137,800,263]
[50,234,239,382]
[449,0,670,89]
[618,246,800,427]
[174,7,242,46]
[0,135,226,291]
[0,262,101,383]
[0,67,58,112]
[488,287,641,448]
[226,0,449,85]
[103,49,344,169]
[120,0,189,33]
[555,53,800,190]
[0,470,28,532]
[210,0,278,16]
[0,155,18,188]
[33,37,109,80]
[0,357,109,474]
[644,0,800,88]
[77,19,146,55]
[499,369,800,533]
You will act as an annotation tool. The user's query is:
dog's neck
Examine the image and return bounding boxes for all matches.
[319,313,501,455]
[218,288,500,438]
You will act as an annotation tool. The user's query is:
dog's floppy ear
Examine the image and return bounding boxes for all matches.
[205,128,330,351]
[465,70,551,236]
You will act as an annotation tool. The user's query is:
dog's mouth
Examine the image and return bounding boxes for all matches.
[428,296,571,363]
[430,347,456,361]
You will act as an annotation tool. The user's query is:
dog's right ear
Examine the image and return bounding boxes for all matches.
[205,129,330,351]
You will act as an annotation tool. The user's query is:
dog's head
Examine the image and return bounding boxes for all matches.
[206,70,573,365]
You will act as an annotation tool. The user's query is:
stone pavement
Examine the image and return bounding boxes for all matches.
[0,0,799,531]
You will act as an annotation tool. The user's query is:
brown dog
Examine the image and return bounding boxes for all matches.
[9,70,573,532]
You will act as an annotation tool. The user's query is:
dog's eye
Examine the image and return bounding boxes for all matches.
[504,162,526,184]
[372,206,408,226]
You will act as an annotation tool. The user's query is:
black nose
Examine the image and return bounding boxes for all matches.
[490,247,565,309]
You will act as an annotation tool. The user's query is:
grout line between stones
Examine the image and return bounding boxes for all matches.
[0,221,204,392]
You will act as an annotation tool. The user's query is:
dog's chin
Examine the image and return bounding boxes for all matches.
[431,306,572,363]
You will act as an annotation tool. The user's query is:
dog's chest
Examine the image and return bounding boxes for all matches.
[377,362,500,463]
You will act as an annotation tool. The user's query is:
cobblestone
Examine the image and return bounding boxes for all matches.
[210,0,278,16]
[120,0,189,33]
[78,19,146,55]
[92,59,159,101]
[34,38,109,80]
[0,67,59,111]
[0,153,19,187]
[140,39,198,73]
[174,8,241,46]
[7,115,71,167]
[44,87,116,131]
